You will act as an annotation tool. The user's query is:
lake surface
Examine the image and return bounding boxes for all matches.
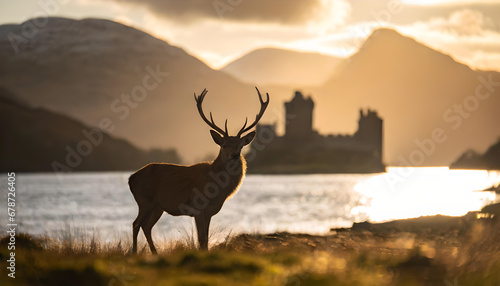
[1,167,499,244]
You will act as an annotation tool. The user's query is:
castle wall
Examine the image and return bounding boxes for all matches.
[249,91,385,173]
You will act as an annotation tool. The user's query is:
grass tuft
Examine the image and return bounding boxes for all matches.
[2,218,500,285]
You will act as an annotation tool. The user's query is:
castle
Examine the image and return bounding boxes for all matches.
[248,91,385,173]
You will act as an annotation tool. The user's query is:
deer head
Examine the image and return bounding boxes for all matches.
[194,87,269,161]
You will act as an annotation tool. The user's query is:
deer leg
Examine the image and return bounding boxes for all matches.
[142,206,163,255]
[195,214,212,250]
[132,203,154,254]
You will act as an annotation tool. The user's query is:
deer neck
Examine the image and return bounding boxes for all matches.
[211,153,246,177]
[204,154,246,211]
[211,154,246,201]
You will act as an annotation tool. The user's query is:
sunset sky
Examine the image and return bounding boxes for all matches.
[1,0,500,70]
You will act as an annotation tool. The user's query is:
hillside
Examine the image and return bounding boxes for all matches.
[2,19,499,167]
[0,88,179,172]
[221,48,342,86]
[450,138,500,170]
[0,17,279,163]
[312,28,500,166]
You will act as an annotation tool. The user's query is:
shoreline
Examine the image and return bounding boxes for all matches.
[2,204,499,285]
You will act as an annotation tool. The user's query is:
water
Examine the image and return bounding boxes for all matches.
[0,168,499,243]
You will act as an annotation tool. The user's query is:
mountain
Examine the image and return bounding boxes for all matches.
[0,17,280,163]
[221,48,342,87]
[2,19,499,167]
[450,138,500,170]
[311,28,500,166]
[0,87,180,172]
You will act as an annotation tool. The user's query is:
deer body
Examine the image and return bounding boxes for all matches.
[130,88,268,254]
[129,154,245,217]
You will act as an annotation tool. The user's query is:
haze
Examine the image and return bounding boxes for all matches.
[2,0,500,70]
[1,0,499,166]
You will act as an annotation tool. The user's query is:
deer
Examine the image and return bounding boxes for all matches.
[129,87,269,254]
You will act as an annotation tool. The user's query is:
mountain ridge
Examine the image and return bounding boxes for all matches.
[221,47,342,87]
[1,19,499,167]
[0,87,180,172]
[451,138,500,170]
[312,27,500,166]
[0,17,271,163]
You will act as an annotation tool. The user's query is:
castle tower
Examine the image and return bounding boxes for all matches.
[284,91,314,140]
[354,109,383,160]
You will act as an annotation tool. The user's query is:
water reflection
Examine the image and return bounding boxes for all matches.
[352,167,500,222]
[0,168,498,240]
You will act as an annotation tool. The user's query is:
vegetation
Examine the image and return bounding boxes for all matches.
[0,91,181,173]
[1,217,500,286]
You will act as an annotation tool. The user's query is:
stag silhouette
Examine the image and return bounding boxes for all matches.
[129,87,269,253]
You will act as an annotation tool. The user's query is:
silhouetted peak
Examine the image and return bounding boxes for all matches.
[17,17,143,33]
[360,28,421,53]
[358,27,460,64]
[1,17,174,45]
[221,47,342,86]
[241,47,335,59]
[335,26,470,79]
[370,27,402,38]
[2,17,139,37]
[0,16,186,62]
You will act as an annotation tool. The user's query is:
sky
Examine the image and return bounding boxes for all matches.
[1,0,500,70]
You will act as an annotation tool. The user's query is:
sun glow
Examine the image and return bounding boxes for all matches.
[352,167,500,222]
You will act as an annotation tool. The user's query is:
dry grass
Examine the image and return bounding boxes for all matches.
[1,218,499,286]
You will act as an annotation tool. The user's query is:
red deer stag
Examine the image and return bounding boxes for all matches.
[129,87,269,253]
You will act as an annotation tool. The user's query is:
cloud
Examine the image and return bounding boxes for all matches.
[412,9,494,36]
[285,22,381,57]
[105,0,350,26]
[73,0,500,72]
[470,51,500,71]
[396,9,500,71]
[282,7,500,71]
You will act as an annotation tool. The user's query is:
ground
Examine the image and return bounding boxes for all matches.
[1,212,499,286]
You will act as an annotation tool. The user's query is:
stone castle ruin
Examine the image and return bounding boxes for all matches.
[248,91,385,173]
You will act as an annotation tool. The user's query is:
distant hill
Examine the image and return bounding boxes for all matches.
[311,28,500,166]
[0,88,179,172]
[450,138,500,170]
[2,19,499,167]
[221,48,342,86]
[0,17,278,163]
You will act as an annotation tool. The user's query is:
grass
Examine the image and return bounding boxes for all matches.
[1,219,500,286]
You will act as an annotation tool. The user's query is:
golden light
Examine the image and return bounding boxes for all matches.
[352,167,500,222]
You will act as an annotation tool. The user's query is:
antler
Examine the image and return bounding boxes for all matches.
[237,87,270,137]
[194,89,228,136]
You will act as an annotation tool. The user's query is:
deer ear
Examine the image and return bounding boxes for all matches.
[241,131,256,146]
[210,130,223,146]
